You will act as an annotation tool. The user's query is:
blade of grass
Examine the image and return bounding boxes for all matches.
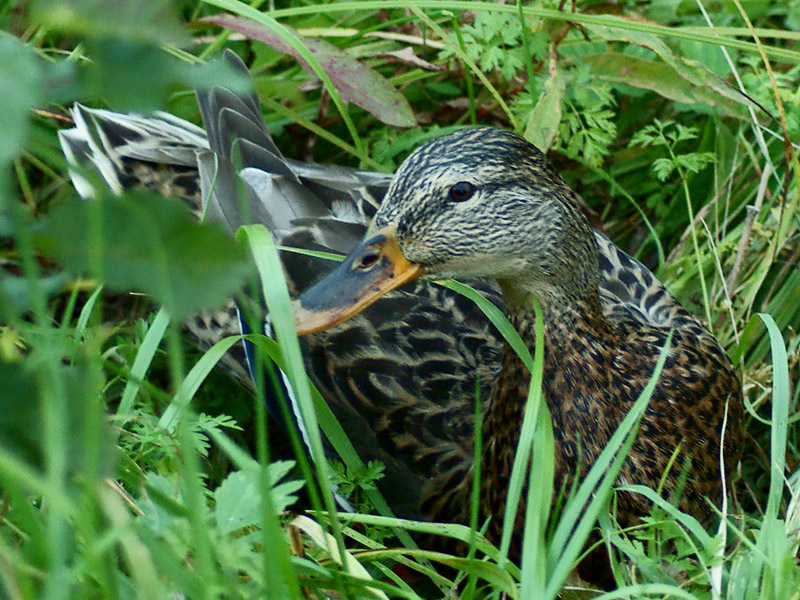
[754,313,789,522]
[292,515,390,600]
[437,279,552,591]
[174,395,219,600]
[520,384,554,600]
[449,14,476,126]
[238,223,348,595]
[101,487,164,598]
[504,296,547,583]
[592,583,698,599]
[462,372,483,598]
[167,322,431,575]
[5,173,73,600]
[118,307,170,422]
[158,333,241,432]
[615,484,710,545]
[73,284,103,340]
[331,512,506,564]
[268,2,800,63]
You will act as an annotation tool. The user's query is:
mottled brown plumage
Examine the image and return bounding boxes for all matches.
[293,128,743,573]
[60,51,742,584]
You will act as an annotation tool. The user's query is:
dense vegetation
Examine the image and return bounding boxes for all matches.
[1,0,798,598]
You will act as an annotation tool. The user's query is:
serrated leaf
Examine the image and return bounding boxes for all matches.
[676,152,715,174]
[629,126,660,148]
[500,52,523,80]
[204,14,416,128]
[214,470,261,535]
[652,158,676,181]
[139,472,183,535]
[34,192,252,319]
[483,46,504,71]
[673,123,699,143]
[214,462,302,535]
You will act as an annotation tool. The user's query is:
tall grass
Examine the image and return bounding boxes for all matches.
[1,0,798,598]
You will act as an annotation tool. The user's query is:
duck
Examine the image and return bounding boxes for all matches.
[60,50,742,583]
[291,124,744,546]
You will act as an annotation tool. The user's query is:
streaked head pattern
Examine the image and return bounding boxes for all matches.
[372,128,599,298]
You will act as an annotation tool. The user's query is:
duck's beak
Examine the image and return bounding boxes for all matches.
[293,225,424,335]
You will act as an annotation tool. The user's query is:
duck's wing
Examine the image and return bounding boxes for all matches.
[59,102,255,387]
[195,51,503,519]
[59,106,208,198]
[59,51,504,520]
[594,231,701,331]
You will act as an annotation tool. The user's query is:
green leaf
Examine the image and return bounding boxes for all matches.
[34,192,252,319]
[0,273,70,320]
[214,471,262,535]
[581,52,750,119]
[676,151,715,174]
[138,472,185,535]
[652,157,677,181]
[214,462,302,535]
[81,40,248,112]
[0,34,43,164]
[0,358,113,474]
[524,69,565,153]
[0,360,42,466]
[585,27,760,118]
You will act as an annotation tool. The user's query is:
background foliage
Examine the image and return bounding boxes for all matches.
[0,0,798,598]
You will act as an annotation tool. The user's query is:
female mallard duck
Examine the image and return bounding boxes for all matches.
[291,124,744,547]
[61,51,741,581]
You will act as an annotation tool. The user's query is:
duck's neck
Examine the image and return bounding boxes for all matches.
[479,279,612,543]
[497,275,606,339]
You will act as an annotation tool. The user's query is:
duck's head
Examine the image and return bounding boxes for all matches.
[294,128,599,334]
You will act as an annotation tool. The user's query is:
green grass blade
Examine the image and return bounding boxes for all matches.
[592,583,698,599]
[73,284,103,341]
[615,484,710,545]
[118,307,170,422]
[238,224,348,594]
[158,334,242,432]
[520,392,554,599]
[754,313,790,522]
[437,279,532,370]
[503,297,547,577]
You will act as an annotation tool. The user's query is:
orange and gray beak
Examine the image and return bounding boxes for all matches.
[293,225,424,335]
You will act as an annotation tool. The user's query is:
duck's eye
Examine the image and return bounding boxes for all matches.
[448,181,475,202]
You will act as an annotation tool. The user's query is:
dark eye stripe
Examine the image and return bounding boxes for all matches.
[448,181,475,202]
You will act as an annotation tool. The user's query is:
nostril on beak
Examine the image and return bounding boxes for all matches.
[356,249,380,270]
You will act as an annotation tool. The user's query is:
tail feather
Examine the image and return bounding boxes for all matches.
[194,50,390,250]
[60,50,391,263]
